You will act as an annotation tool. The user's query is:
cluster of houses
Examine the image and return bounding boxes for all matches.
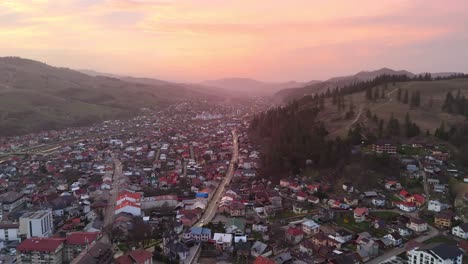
[0,102,256,263]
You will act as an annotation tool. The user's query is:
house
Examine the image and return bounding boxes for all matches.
[411,194,426,207]
[115,200,142,216]
[0,223,19,243]
[225,218,245,236]
[407,244,463,264]
[354,207,369,223]
[428,200,449,212]
[394,201,416,212]
[252,222,268,233]
[285,227,304,244]
[184,227,211,242]
[384,232,403,246]
[228,201,246,216]
[16,238,66,264]
[0,191,25,213]
[435,211,454,229]
[71,241,114,264]
[372,140,397,154]
[385,181,402,191]
[302,220,320,235]
[299,239,314,255]
[399,190,412,201]
[372,196,386,207]
[342,182,354,193]
[311,232,331,247]
[251,241,272,257]
[335,229,353,242]
[452,223,468,239]
[116,191,142,205]
[116,249,153,264]
[356,236,379,261]
[398,226,413,237]
[407,218,427,232]
[308,195,320,204]
[212,233,233,250]
[292,203,309,214]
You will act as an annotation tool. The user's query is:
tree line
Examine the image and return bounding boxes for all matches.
[442,89,468,116]
[249,99,351,178]
[396,88,421,107]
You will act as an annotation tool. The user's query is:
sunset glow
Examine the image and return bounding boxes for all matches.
[1,0,467,81]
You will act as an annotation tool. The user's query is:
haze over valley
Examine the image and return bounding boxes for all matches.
[2,1,468,264]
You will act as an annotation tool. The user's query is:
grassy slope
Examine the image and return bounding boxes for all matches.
[321,78,468,138]
[0,57,214,135]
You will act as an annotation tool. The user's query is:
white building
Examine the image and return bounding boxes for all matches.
[408,244,462,264]
[301,220,320,235]
[428,200,449,212]
[0,223,19,244]
[19,209,54,238]
[115,201,141,216]
[212,233,233,250]
[452,223,468,240]
[407,218,427,233]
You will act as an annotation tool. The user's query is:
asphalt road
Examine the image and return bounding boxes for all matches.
[366,213,439,264]
[194,130,238,227]
[100,153,123,244]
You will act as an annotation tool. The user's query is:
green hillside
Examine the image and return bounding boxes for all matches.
[0,57,213,135]
[325,78,468,138]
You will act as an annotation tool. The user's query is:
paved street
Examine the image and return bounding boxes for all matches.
[100,153,123,244]
[194,130,238,227]
[367,219,439,264]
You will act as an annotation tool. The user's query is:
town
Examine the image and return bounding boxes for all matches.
[0,98,466,264]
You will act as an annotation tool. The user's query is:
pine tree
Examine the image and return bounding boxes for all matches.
[403,90,409,104]
[442,91,454,113]
[378,119,384,137]
[365,87,373,100]
[410,91,421,108]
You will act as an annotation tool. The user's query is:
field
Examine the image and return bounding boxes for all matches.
[322,78,468,138]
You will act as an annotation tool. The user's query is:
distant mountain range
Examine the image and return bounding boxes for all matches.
[1,57,465,135]
[200,77,320,96]
[80,70,320,97]
[274,68,464,102]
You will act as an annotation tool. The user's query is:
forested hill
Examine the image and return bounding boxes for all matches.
[250,98,351,179]
[251,73,468,180]
[0,57,215,136]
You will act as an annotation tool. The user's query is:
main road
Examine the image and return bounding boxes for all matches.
[194,130,238,227]
[100,153,124,244]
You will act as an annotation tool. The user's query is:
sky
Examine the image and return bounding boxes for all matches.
[1,0,467,82]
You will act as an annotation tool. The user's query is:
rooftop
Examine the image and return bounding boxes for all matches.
[17,238,65,252]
